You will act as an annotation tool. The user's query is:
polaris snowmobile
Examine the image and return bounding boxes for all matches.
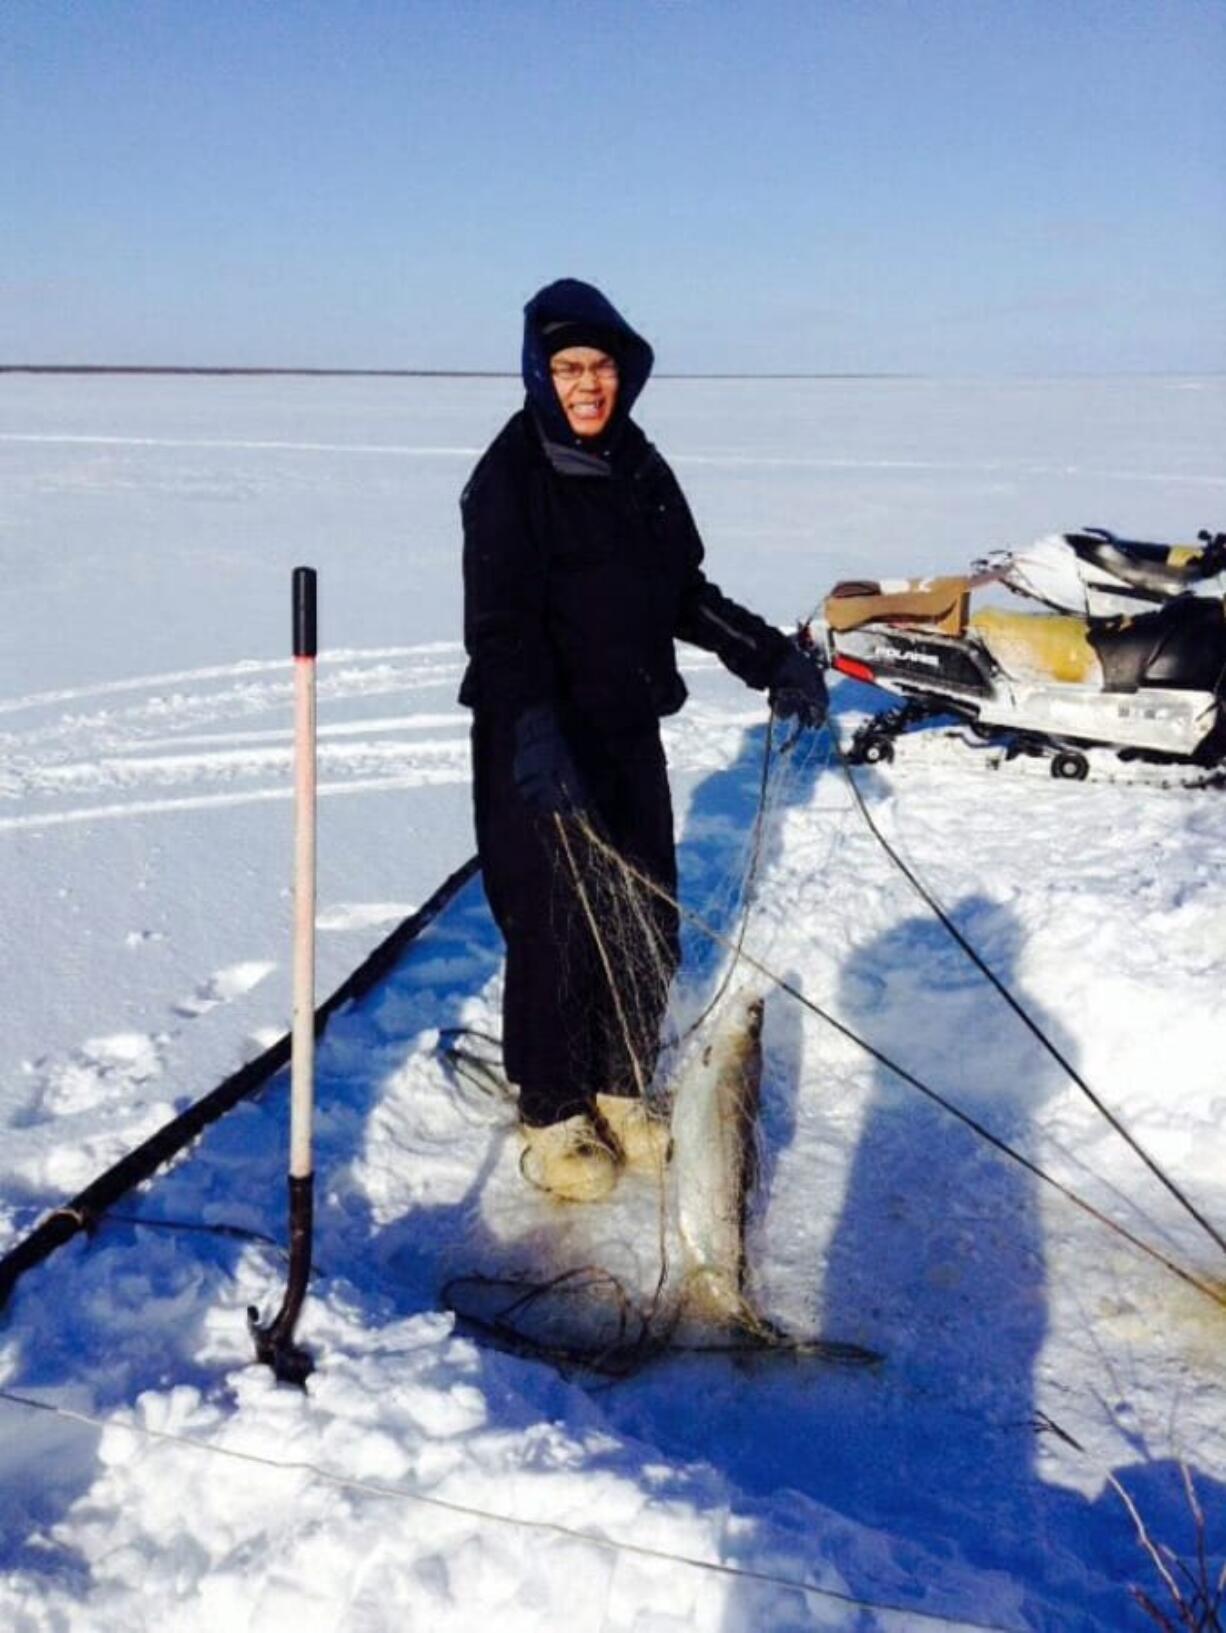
[818,528,1226,780]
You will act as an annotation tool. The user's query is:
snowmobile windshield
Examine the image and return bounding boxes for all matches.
[995,531,1226,620]
[522,278,655,454]
[1069,533,1226,600]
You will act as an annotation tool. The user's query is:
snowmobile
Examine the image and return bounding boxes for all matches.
[818,528,1226,780]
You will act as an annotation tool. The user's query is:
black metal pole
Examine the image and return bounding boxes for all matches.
[250,1175,314,1384]
[249,566,319,1385]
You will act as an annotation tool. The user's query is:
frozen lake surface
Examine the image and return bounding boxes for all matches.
[1,373,1224,1630]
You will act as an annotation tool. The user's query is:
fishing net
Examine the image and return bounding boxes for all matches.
[439,721,878,1375]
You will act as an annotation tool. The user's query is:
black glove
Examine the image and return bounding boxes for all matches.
[1198,531,1226,577]
[512,705,586,814]
[768,644,828,730]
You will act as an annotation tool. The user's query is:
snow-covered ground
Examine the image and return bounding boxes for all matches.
[1,373,1224,1630]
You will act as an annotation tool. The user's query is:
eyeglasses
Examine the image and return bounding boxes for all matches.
[549,358,619,384]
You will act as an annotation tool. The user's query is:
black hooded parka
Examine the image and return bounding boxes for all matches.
[460,280,790,1126]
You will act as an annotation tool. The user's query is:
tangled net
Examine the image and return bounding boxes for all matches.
[438,723,878,1376]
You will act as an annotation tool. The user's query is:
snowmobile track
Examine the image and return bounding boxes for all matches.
[849,718,1226,793]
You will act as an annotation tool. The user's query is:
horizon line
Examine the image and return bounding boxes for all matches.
[0,364,926,381]
[1,365,1220,383]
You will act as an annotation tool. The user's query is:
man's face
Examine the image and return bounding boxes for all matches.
[549,346,620,439]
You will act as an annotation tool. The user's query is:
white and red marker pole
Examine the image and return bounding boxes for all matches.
[250,566,318,1385]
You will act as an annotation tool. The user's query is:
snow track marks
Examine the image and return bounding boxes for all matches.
[0,646,734,832]
[0,644,471,831]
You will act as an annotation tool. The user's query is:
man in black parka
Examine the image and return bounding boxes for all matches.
[460,278,825,1202]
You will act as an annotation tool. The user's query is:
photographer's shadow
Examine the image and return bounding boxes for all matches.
[696,892,1147,1626]
[821,895,1055,1539]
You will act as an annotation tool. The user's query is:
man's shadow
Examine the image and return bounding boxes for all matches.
[636,889,1130,1627]
[819,895,1056,1536]
[710,890,1226,1629]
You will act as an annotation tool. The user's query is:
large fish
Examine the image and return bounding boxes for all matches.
[444,989,881,1371]
[668,991,765,1330]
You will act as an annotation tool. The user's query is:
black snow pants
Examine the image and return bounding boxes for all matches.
[472,711,681,1127]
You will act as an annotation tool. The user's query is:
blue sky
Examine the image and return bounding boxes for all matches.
[2,0,1223,372]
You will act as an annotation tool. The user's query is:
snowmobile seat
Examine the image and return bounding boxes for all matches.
[969,607,1101,684]
[824,576,970,637]
[1090,597,1226,694]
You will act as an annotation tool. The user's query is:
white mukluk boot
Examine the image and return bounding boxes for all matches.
[595,1093,672,1172]
[520,1114,619,1203]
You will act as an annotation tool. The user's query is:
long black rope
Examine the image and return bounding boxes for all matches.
[833,738,1226,1263]
[574,816,1226,1315]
